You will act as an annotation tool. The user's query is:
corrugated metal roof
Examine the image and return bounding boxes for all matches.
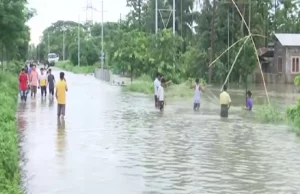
[275,33,300,46]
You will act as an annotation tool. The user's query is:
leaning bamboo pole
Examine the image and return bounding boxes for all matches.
[230,0,270,104]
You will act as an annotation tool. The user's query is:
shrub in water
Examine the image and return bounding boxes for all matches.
[255,104,285,123]
[287,99,300,133]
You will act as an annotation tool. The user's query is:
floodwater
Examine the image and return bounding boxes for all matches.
[18,68,300,194]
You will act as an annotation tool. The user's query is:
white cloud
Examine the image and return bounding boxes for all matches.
[27,0,130,45]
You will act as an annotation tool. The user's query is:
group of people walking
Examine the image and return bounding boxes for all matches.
[19,64,55,101]
[19,63,68,118]
[153,73,253,117]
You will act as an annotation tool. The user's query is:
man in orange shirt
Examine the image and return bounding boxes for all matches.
[56,72,68,118]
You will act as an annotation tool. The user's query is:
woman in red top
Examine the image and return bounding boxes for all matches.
[19,68,28,102]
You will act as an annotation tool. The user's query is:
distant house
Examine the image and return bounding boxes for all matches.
[256,33,300,84]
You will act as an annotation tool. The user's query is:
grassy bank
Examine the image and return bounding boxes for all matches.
[56,61,96,74]
[0,72,23,193]
[125,74,204,99]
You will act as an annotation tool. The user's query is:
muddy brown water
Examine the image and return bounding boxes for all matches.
[18,68,300,193]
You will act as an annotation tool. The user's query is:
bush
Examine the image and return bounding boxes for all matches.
[286,99,300,134]
[255,103,285,123]
[294,75,300,86]
[0,61,24,75]
[125,74,153,94]
[56,61,96,74]
[0,72,23,194]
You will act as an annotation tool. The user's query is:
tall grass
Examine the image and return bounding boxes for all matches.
[0,72,23,194]
[56,61,96,74]
[125,74,204,98]
[286,99,300,134]
[254,104,286,123]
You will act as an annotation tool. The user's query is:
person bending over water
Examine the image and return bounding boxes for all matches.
[220,85,231,118]
[190,78,205,111]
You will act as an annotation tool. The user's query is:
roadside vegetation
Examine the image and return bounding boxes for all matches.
[0,72,22,194]
[0,0,35,192]
[56,61,95,74]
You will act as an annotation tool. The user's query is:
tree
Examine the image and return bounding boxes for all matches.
[39,0,300,83]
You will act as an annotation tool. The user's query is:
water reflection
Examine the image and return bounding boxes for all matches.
[18,114,27,130]
[40,98,47,107]
[30,99,36,111]
[49,98,54,107]
[56,118,66,161]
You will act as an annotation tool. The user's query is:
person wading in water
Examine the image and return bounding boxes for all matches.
[47,69,55,98]
[39,68,48,98]
[219,85,231,117]
[190,78,205,111]
[154,73,161,108]
[29,64,39,98]
[19,68,29,102]
[56,72,68,119]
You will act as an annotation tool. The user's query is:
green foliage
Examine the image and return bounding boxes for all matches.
[286,99,300,133]
[56,61,95,74]
[255,104,285,123]
[0,72,22,194]
[294,75,300,86]
[125,74,154,94]
[0,0,33,61]
[126,74,206,99]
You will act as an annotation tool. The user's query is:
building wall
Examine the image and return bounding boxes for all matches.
[285,47,300,83]
[273,42,286,74]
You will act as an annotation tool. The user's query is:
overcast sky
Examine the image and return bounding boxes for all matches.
[27,0,130,45]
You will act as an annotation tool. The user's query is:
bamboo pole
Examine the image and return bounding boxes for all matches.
[230,0,270,104]
[221,36,250,91]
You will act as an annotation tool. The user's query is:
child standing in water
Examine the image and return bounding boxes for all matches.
[244,90,253,111]
[157,78,166,111]
[191,78,205,111]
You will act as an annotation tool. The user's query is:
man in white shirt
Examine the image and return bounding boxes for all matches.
[153,73,161,108]
[157,78,165,111]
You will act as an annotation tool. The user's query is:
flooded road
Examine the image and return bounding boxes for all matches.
[18,68,300,193]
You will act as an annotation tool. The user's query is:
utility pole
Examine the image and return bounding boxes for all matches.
[47,33,50,54]
[155,0,158,33]
[208,0,216,84]
[63,22,65,61]
[101,0,104,70]
[78,15,80,66]
[173,0,175,34]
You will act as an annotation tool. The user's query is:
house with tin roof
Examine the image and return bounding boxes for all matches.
[257,33,300,84]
